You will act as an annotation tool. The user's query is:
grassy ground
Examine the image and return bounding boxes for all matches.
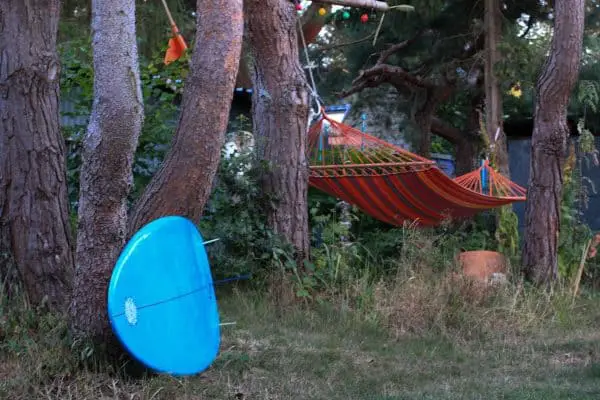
[190,290,600,400]
[2,278,600,400]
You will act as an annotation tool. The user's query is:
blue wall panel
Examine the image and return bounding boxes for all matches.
[507,137,600,231]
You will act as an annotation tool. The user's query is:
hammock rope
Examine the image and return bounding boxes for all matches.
[307,112,526,226]
[454,159,526,199]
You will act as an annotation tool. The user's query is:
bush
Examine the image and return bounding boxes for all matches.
[199,126,293,283]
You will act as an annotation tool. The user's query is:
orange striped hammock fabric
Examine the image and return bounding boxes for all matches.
[307,113,526,227]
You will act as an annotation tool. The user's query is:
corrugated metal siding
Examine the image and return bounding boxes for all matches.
[508,136,600,231]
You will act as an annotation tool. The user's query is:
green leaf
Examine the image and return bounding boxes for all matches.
[303,260,316,271]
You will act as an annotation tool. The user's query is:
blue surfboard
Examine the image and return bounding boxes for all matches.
[107,216,220,376]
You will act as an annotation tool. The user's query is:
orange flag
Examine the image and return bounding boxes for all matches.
[164,25,187,65]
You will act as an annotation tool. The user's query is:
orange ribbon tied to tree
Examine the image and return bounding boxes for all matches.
[160,0,188,64]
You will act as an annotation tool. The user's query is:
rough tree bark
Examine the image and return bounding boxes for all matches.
[414,89,436,157]
[128,0,244,235]
[455,137,479,176]
[0,0,73,310]
[522,0,584,285]
[235,2,330,91]
[455,95,484,176]
[70,0,144,340]
[483,0,509,175]
[413,86,453,157]
[245,0,311,260]
[431,112,481,177]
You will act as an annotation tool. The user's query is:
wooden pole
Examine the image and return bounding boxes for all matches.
[160,0,177,28]
[572,238,592,305]
[315,0,390,11]
[483,0,508,175]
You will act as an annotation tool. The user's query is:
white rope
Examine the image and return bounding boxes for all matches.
[297,16,322,115]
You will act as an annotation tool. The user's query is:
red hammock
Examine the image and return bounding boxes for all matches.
[308,113,526,227]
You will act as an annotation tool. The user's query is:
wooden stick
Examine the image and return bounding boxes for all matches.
[315,0,391,11]
[160,0,177,27]
[572,238,592,305]
[373,12,386,46]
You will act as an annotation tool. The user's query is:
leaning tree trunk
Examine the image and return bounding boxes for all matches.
[413,86,453,158]
[483,0,509,175]
[0,0,73,310]
[430,117,479,176]
[414,94,435,158]
[456,138,479,176]
[70,0,144,340]
[245,0,311,260]
[455,94,484,175]
[128,0,244,235]
[522,0,584,285]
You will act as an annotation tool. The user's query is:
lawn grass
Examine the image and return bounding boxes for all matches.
[2,283,600,399]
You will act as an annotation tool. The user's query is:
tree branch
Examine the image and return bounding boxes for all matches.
[338,74,382,97]
[430,117,462,143]
[519,15,536,38]
[339,64,435,98]
[364,64,435,88]
[337,28,437,98]
[315,0,390,11]
[316,32,375,52]
[377,29,431,64]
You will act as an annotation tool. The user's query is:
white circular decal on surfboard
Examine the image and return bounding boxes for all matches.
[124,297,138,325]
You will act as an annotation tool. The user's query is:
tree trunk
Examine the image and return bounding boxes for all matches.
[430,115,479,176]
[127,0,244,235]
[0,0,73,311]
[456,94,484,175]
[245,0,310,260]
[522,0,584,285]
[235,2,330,91]
[415,100,435,157]
[456,139,479,176]
[483,0,509,175]
[70,0,144,340]
[414,86,454,158]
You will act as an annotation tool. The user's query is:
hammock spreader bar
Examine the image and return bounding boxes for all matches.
[307,113,526,227]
